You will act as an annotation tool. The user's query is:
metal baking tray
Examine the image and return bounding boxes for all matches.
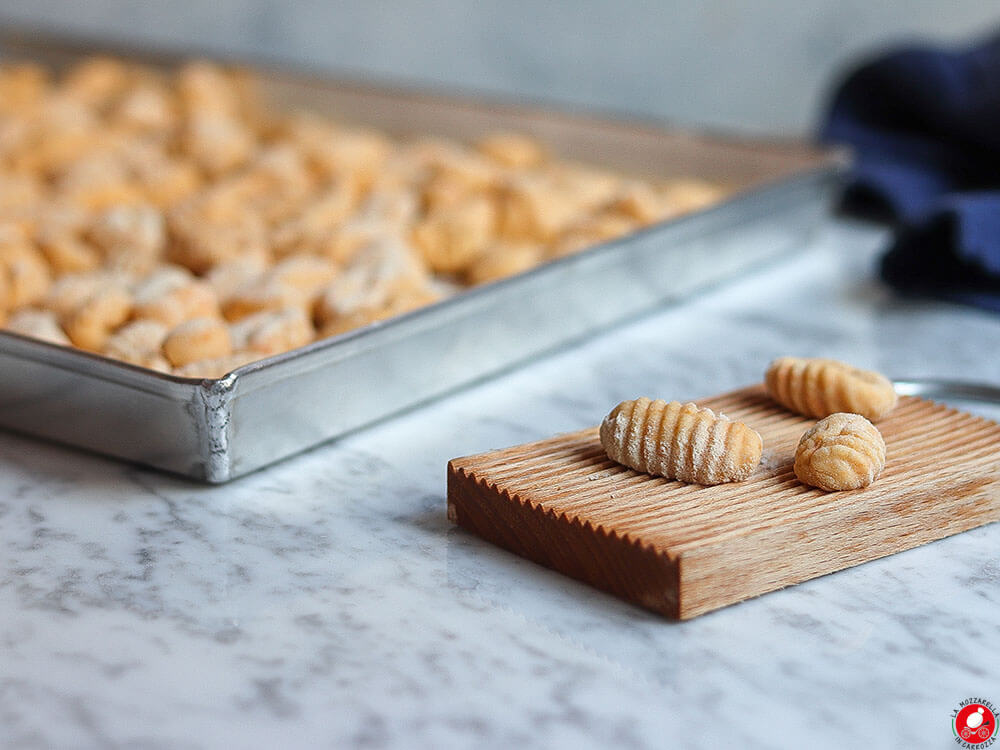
[0,29,846,482]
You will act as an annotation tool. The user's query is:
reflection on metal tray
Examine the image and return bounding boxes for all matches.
[0,29,847,482]
[892,379,1000,404]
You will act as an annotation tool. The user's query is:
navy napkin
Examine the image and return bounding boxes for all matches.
[820,37,1000,313]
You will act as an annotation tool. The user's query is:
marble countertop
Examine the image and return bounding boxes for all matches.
[2,220,999,749]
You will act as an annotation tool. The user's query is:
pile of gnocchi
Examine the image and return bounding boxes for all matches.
[0,56,726,377]
[601,357,898,491]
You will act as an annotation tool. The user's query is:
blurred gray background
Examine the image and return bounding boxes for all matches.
[2,1,998,136]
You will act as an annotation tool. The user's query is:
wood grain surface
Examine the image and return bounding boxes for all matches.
[447,385,1000,619]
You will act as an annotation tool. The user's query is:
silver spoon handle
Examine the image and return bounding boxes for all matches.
[892,379,1000,404]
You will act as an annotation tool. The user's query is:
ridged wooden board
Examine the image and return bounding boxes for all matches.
[447,384,1000,619]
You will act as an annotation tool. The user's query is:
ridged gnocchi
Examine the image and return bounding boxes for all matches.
[765,357,898,422]
[600,398,762,485]
[794,413,886,491]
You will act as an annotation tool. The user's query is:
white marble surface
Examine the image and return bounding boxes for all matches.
[2,220,999,749]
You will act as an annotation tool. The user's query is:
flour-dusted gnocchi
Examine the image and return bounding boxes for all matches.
[4,308,70,346]
[765,357,898,422]
[794,413,886,491]
[63,283,132,351]
[103,319,171,371]
[600,398,762,485]
[163,317,233,368]
[229,307,313,356]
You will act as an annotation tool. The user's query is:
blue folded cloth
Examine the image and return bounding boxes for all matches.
[820,37,1000,313]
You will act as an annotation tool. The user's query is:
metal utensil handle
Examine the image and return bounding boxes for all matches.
[892,379,1000,404]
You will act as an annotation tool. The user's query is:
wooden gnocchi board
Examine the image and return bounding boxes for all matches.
[447,385,1000,619]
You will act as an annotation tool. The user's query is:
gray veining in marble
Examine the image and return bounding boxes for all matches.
[2,220,999,749]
